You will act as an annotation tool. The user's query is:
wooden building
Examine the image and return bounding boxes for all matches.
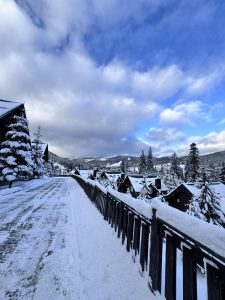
[118,175,168,199]
[166,182,225,212]
[0,99,26,143]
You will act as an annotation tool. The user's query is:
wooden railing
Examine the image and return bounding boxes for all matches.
[73,175,225,300]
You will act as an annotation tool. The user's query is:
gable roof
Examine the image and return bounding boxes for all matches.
[31,142,48,153]
[0,99,23,119]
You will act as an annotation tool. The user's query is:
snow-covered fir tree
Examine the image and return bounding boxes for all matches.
[188,173,225,227]
[219,162,225,183]
[139,149,146,174]
[163,169,178,192]
[32,126,46,178]
[204,161,218,182]
[185,143,200,182]
[170,152,183,181]
[120,159,127,174]
[0,114,33,186]
[146,146,154,174]
[137,178,152,203]
[46,159,56,177]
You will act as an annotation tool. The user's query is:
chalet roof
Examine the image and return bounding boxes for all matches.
[106,161,122,168]
[31,142,48,153]
[127,176,168,193]
[0,99,23,119]
[128,176,144,192]
[168,182,225,200]
[106,173,121,181]
[79,170,94,179]
[146,177,168,192]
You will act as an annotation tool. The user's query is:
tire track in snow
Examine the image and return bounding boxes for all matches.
[0,179,63,264]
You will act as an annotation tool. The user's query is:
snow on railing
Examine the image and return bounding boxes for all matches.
[72,175,225,300]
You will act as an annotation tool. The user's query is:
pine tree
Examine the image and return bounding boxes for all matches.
[121,159,127,174]
[188,173,225,227]
[0,114,33,186]
[219,162,225,183]
[170,152,183,181]
[46,159,56,177]
[139,149,146,175]
[146,146,154,174]
[138,178,152,203]
[185,143,200,182]
[32,126,46,178]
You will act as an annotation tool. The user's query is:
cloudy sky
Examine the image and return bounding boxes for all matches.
[1,0,225,158]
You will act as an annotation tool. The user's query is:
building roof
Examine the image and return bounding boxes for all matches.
[106,161,122,168]
[0,99,23,119]
[32,142,48,153]
[146,177,168,192]
[127,176,168,193]
[128,176,144,192]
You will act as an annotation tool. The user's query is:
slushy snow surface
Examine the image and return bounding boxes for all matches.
[0,177,156,299]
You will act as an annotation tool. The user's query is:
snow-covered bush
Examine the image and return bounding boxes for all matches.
[0,114,33,185]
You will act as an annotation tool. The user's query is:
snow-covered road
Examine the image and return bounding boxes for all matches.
[0,177,155,300]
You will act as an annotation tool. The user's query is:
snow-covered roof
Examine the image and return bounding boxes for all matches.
[79,170,94,179]
[128,177,144,192]
[182,183,201,197]
[0,99,22,119]
[106,161,122,168]
[106,173,121,181]
[31,142,48,153]
[127,176,168,193]
[146,177,168,192]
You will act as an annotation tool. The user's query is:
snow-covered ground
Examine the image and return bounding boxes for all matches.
[0,177,156,300]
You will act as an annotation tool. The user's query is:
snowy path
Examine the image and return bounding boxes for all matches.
[0,177,156,300]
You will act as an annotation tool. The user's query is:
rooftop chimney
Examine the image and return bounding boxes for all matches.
[121,173,125,181]
[93,169,97,178]
[155,177,161,190]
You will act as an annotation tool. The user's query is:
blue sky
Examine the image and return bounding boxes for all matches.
[0,0,225,157]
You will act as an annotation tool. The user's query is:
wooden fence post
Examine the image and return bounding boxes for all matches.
[165,232,177,300]
[133,216,141,258]
[149,208,162,293]
[122,208,128,245]
[206,261,225,300]
[182,244,197,300]
[126,212,134,252]
[140,222,150,273]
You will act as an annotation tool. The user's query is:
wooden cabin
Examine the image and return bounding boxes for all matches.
[0,99,26,144]
[166,182,225,212]
[118,175,168,199]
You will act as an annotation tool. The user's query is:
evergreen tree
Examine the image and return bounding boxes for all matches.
[120,159,127,174]
[146,146,154,174]
[0,114,33,186]
[32,126,46,178]
[219,162,225,183]
[139,149,146,174]
[188,173,225,227]
[170,152,183,181]
[46,159,56,177]
[137,178,152,203]
[204,161,218,182]
[185,143,200,182]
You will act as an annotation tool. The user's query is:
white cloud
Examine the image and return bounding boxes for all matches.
[147,127,185,143]
[177,130,225,156]
[0,1,225,157]
[159,101,207,126]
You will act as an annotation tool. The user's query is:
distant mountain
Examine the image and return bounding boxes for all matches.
[49,150,225,170]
